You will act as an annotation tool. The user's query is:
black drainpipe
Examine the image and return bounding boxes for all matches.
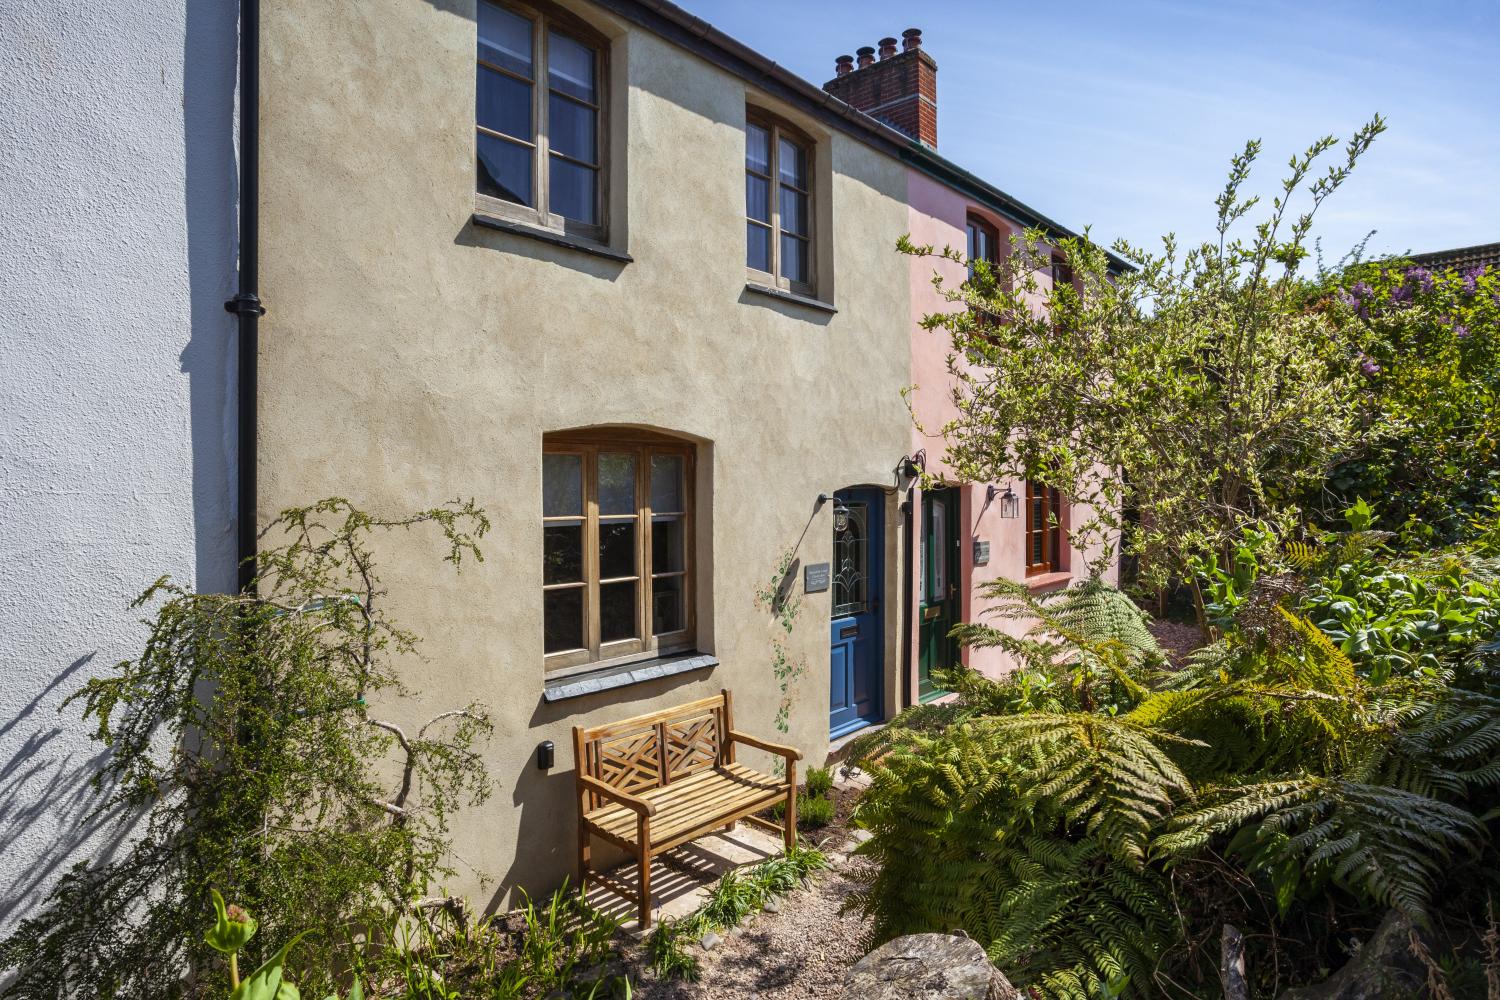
[225,0,264,594]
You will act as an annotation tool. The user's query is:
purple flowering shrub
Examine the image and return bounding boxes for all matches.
[1318,260,1499,541]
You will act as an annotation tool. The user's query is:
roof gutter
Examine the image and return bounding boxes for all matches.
[225,0,264,594]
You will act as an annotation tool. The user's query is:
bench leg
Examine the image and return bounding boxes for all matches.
[784,759,798,852]
[637,816,653,929]
[578,822,591,890]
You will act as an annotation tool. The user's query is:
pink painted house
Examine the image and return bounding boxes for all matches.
[824,30,1123,708]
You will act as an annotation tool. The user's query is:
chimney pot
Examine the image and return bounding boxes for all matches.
[902,28,922,51]
[878,36,898,60]
[856,45,875,69]
[834,54,854,76]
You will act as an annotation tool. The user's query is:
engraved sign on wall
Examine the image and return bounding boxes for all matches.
[804,562,831,593]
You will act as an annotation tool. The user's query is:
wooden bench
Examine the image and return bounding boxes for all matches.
[572,689,802,927]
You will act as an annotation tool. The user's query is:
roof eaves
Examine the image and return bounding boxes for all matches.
[605,0,1133,273]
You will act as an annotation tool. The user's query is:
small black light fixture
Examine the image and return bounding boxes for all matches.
[816,493,853,532]
[894,454,923,492]
[537,740,554,771]
[987,483,1021,519]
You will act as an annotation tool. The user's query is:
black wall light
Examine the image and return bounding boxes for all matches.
[986,483,1021,519]
[816,493,853,532]
[895,454,923,492]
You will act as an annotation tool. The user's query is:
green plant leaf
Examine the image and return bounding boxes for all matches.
[232,931,309,1000]
[205,888,257,955]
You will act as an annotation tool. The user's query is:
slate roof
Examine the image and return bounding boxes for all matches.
[1407,242,1500,273]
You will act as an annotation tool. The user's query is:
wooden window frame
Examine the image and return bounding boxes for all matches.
[476,0,609,242]
[966,213,1001,328]
[543,434,695,675]
[1025,481,1064,576]
[1050,253,1074,288]
[745,111,816,296]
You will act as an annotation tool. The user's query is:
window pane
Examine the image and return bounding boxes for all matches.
[477,132,532,205]
[746,173,770,223]
[599,581,636,643]
[549,157,597,224]
[543,523,583,584]
[597,453,636,514]
[652,516,683,573]
[746,123,770,173]
[543,453,582,515]
[778,137,806,187]
[650,455,683,512]
[599,519,636,579]
[477,65,532,140]
[781,233,808,284]
[779,185,807,237]
[547,30,595,103]
[544,587,583,653]
[747,223,771,272]
[652,575,684,635]
[548,94,597,163]
[478,1,533,77]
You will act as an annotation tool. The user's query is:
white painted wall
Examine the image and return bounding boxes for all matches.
[0,0,238,932]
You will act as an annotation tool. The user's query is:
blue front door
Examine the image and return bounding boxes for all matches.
[829,488,884,738]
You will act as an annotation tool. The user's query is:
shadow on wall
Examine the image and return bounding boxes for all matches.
[0,655,132,929]
[181,0,239,591]
[0,0,237,937]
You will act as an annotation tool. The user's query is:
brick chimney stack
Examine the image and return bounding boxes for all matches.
[823,27,936,147]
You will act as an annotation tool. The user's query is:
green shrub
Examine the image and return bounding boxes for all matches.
[849,575,1500,1000]
[798,794,834,829]
[806,766,834,798]
[0,500,493,1000]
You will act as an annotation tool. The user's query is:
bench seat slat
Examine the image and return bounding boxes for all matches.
[584,763,786,845]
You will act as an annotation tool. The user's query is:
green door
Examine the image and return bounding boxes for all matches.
[918,487,961,700]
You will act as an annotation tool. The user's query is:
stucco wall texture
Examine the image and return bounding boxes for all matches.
[0,1,239,932]
[256,0,913,909]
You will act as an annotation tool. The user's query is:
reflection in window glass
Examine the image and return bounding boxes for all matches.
[597,453,636,514]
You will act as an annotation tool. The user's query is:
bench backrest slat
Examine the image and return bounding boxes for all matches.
[574,690,733,810]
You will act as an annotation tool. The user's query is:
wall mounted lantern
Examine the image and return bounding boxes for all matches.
[816,493,853,532]
[894,454,923,492]
[987,483,1021,519]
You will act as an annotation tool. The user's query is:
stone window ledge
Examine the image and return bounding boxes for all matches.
[542,652,718,703]
[471,212,634,264]
[1025,571,1073,592]
[743,281,838,314]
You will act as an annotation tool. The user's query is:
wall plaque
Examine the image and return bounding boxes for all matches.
[804,562,831,593]
[973,539,991,566]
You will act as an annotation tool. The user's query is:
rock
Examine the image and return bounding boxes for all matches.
[843,933,1019,1000]
[763,895,782,913]
[699,929,723,951]
[842,829,873,853]
[1279,911,1424,1000]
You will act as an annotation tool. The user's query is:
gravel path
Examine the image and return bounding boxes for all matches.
[625,857,875,999]
[1148,617,1205,668]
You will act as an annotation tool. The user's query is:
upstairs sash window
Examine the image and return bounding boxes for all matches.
[746,114,814,294]
[477,1,605,237]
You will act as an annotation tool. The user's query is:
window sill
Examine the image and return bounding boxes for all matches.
[1025,571,1073,592]
[471,212,633,264]
[743,282,837,314]
[542,651,718,703]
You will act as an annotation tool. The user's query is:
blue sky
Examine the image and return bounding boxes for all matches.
[683,0,1500,265]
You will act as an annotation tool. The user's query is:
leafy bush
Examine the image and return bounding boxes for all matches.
[0,500,493,1000]
[1308,258,1500,542]
[847,572,1500,999]
[798,795,835,829]
[806,766,834,798]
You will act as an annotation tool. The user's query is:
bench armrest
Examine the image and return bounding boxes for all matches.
[579,773,657,817]
[728,729,803,762]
